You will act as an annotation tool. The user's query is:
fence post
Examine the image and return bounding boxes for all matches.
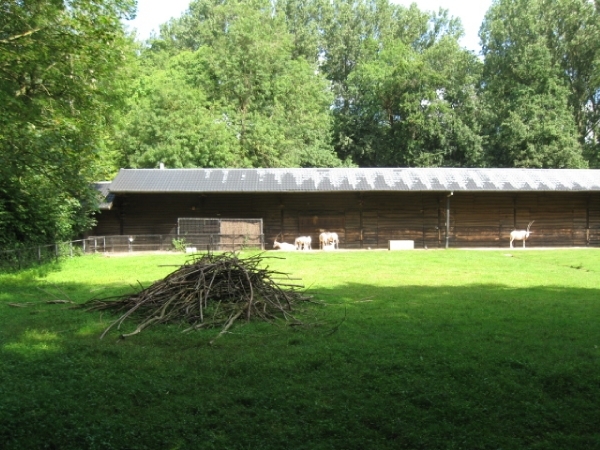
[38,246,41,264]
[70,241,73,258]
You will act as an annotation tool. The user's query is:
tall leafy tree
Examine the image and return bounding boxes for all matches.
[479,0,587,168]
[123,0,341,168]
[116,50,241,169]
[277,0,324,62]
[339,37,483,167]
[322,1,480,166]
[0,0,136,246]
[542,0,600,166]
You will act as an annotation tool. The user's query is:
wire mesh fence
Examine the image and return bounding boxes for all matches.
[0,234,265,272]
[0,241,86,272]
[96,234,265,253]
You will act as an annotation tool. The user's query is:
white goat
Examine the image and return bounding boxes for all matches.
[510,221,534,248]
[273,239,297,251]
[295,236,312,250]
[319,231,339,250]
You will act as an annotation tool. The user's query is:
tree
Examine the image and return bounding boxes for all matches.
[479,0,587,168]
[319,0,481,167]
[122,0,341,168]
[116,51,241,169]
[338,37,483,167]
[0,0,136,246]
[542,0,600,166]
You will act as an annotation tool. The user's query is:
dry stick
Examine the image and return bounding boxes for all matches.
[197,289,204,323]
[37,286,71,303]
[100,298,148,339]
[324,306,347,336]
[210,298,223,324]
[195,268,207,312]
[204,268,219,312]
[209,308,245,345]
[121,293,180,338]
[120,316,160,338]
[238,263,255,321]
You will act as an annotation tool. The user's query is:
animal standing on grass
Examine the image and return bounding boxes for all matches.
[295,236,312,250]
[510,221,534,248]
[319,231,339,250]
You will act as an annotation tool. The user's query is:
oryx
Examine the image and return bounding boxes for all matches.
[510,221,534,248]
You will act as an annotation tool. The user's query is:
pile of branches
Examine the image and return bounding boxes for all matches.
[86,252,310,341]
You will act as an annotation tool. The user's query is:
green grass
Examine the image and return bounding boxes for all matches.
[1,250,599,449]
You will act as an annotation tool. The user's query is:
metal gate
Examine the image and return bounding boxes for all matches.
[177,218,264,251]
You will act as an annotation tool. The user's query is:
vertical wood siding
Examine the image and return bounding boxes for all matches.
[92,192,600,248]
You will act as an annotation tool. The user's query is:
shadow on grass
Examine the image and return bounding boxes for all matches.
[1,281,599,450]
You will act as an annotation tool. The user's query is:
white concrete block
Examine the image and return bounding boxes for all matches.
[388,240,414,250]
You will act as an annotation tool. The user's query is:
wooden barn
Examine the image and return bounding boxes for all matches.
[92,167,600,249]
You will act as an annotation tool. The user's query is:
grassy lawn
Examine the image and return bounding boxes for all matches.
[1,249,599,449]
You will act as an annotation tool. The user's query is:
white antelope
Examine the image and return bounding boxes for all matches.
[273,237,297,251]
[319,231,339,250]
[295,236,312,250]
[510,221,534,248]
[329,232,339,249]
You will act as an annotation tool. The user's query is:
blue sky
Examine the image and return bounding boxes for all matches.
[125,0,493,54]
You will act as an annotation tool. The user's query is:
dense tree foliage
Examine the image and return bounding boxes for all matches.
[338,35,483,167]
[118,0,600,170]
[480,0,590,168]
[121,0,481,169]
[3,0,600,247]
[544,0,600,166]
[0,0,135,247]
[119,0,340,168]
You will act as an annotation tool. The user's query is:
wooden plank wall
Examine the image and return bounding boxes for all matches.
[589,194,600,245]
[452,193,513,247]
[91,192,600,249]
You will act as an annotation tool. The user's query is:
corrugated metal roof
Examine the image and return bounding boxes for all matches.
[107,168,600,193]
[92,182,114,209]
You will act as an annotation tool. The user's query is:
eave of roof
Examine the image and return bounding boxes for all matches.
[92,181,114,210]
[106,168,600,194]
